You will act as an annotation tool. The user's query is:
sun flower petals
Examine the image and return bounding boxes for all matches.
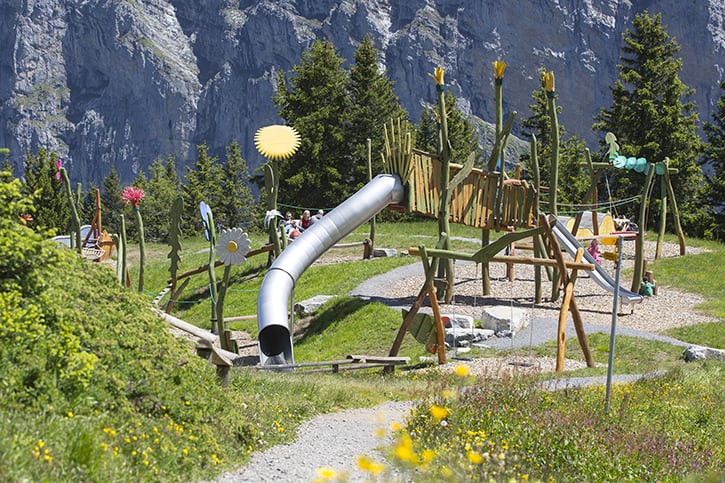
[254,125,301,160]
[216,228,251,266]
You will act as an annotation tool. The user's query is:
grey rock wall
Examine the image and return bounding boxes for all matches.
[0,0,723,188]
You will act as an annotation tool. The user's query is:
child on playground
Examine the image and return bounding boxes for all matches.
[587,238,602,264]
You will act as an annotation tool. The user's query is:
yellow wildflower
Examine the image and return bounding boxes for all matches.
[454,364,470,377]
[429,404,449,420]
[357,455,384,475]
[467,451,483,465]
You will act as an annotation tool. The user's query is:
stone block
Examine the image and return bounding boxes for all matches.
[373,248,397,258]
[442,314,474,329]
[294,295,334,316]
[480,306,530,337]
[445,327,495,347]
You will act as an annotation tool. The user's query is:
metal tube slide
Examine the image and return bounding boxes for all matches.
[551,218,643,305]
[257,174,404,366]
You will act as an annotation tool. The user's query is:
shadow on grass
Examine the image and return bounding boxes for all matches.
[298,297,369,340]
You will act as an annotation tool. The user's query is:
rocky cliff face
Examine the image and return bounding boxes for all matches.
[1,0,723,186]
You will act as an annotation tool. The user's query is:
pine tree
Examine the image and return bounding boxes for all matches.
[593,11,704,233]
[349,34,408,182]
[184,143,224,234]
[144,157,181,241]
[0,148,11,182]
[415,91,479,165]
[521,72,588,208]
[219,141,255,230]
[702,80,725,238]
[22,149,69,232]
[274,39,352,209]
[101,166,124,234]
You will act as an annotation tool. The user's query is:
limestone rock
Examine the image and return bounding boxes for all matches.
[294,295,335,316]
[683,345,725,362]
[373,248,398,258]
[1,1,722,187]
[480,306,530,337]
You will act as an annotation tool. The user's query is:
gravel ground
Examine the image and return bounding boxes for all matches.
[204,401,413,483]
[203,240,716,483]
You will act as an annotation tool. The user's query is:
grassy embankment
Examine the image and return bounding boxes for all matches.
[3,207,722,482]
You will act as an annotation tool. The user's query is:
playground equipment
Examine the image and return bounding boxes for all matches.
[551,219,643,306]
[256,173,404,366]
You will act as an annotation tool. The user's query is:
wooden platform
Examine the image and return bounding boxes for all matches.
[255,355,410,373]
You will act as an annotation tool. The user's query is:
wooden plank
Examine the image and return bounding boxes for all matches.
[347,355,410,364]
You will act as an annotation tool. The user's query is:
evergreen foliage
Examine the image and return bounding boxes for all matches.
[702,81,725,239]
[183,143,224,234]
[274,40,353,210]
[143,156,182,241]
[415,91,480,166]
[101,166,123,234]
[593,11,706,234]
[521,72,588,209]
[21,148,69,233]
[219,141,255,230]
[349,34,409,179]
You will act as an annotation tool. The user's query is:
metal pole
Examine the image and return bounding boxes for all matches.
[605,235,624,413]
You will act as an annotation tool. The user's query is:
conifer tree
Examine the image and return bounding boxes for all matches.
[0,148,11,182]
[101,166,124,234]
[144,157,181,241]
[183,143,224,234]
[349,34,408,181]
[593,11,704,233]
[521,72,588,208]
[219,141,255,230]
[702,80,725,238]
[415,91,479,165]
[22,149,69,232]
[274,39,352,209]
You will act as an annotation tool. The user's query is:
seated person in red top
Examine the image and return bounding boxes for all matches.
[300,210,312,231]
[286,220,302,239]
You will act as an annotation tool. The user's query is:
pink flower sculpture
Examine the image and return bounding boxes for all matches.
[121,186,145,208]
[55,159,63,180]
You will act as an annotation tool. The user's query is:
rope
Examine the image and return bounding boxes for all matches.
[277,202,335,212]
[556,196,642,216]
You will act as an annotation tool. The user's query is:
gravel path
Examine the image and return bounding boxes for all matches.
[205,401,413,483]
[205,240,715,483]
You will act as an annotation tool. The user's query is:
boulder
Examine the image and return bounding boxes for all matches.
[683,345,725,362]
[480,306,530,337]
[294,295,334,316]
[445,327,495,347]
[373,248,397,258]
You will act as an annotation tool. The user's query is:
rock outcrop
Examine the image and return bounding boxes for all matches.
[1,0,723,187]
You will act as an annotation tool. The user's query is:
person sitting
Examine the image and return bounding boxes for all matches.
[286,220,302,240]
[310,209,324,225]
[587,238,602,264]
[300,210,312,231]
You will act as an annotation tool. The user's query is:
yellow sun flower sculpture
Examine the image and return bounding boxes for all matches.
[254,125,301,160]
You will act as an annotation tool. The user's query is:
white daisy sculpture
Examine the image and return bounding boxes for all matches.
[216,228,251,266]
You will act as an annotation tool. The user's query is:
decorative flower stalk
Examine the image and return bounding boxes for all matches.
[430,66,454,303]
[59,165,82,253]
[543,69,560,216]
[199,201,218,333]
[215,228,252,351]
[254,125,301,260]
[493,60,507,171]
[121,186,146,292]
